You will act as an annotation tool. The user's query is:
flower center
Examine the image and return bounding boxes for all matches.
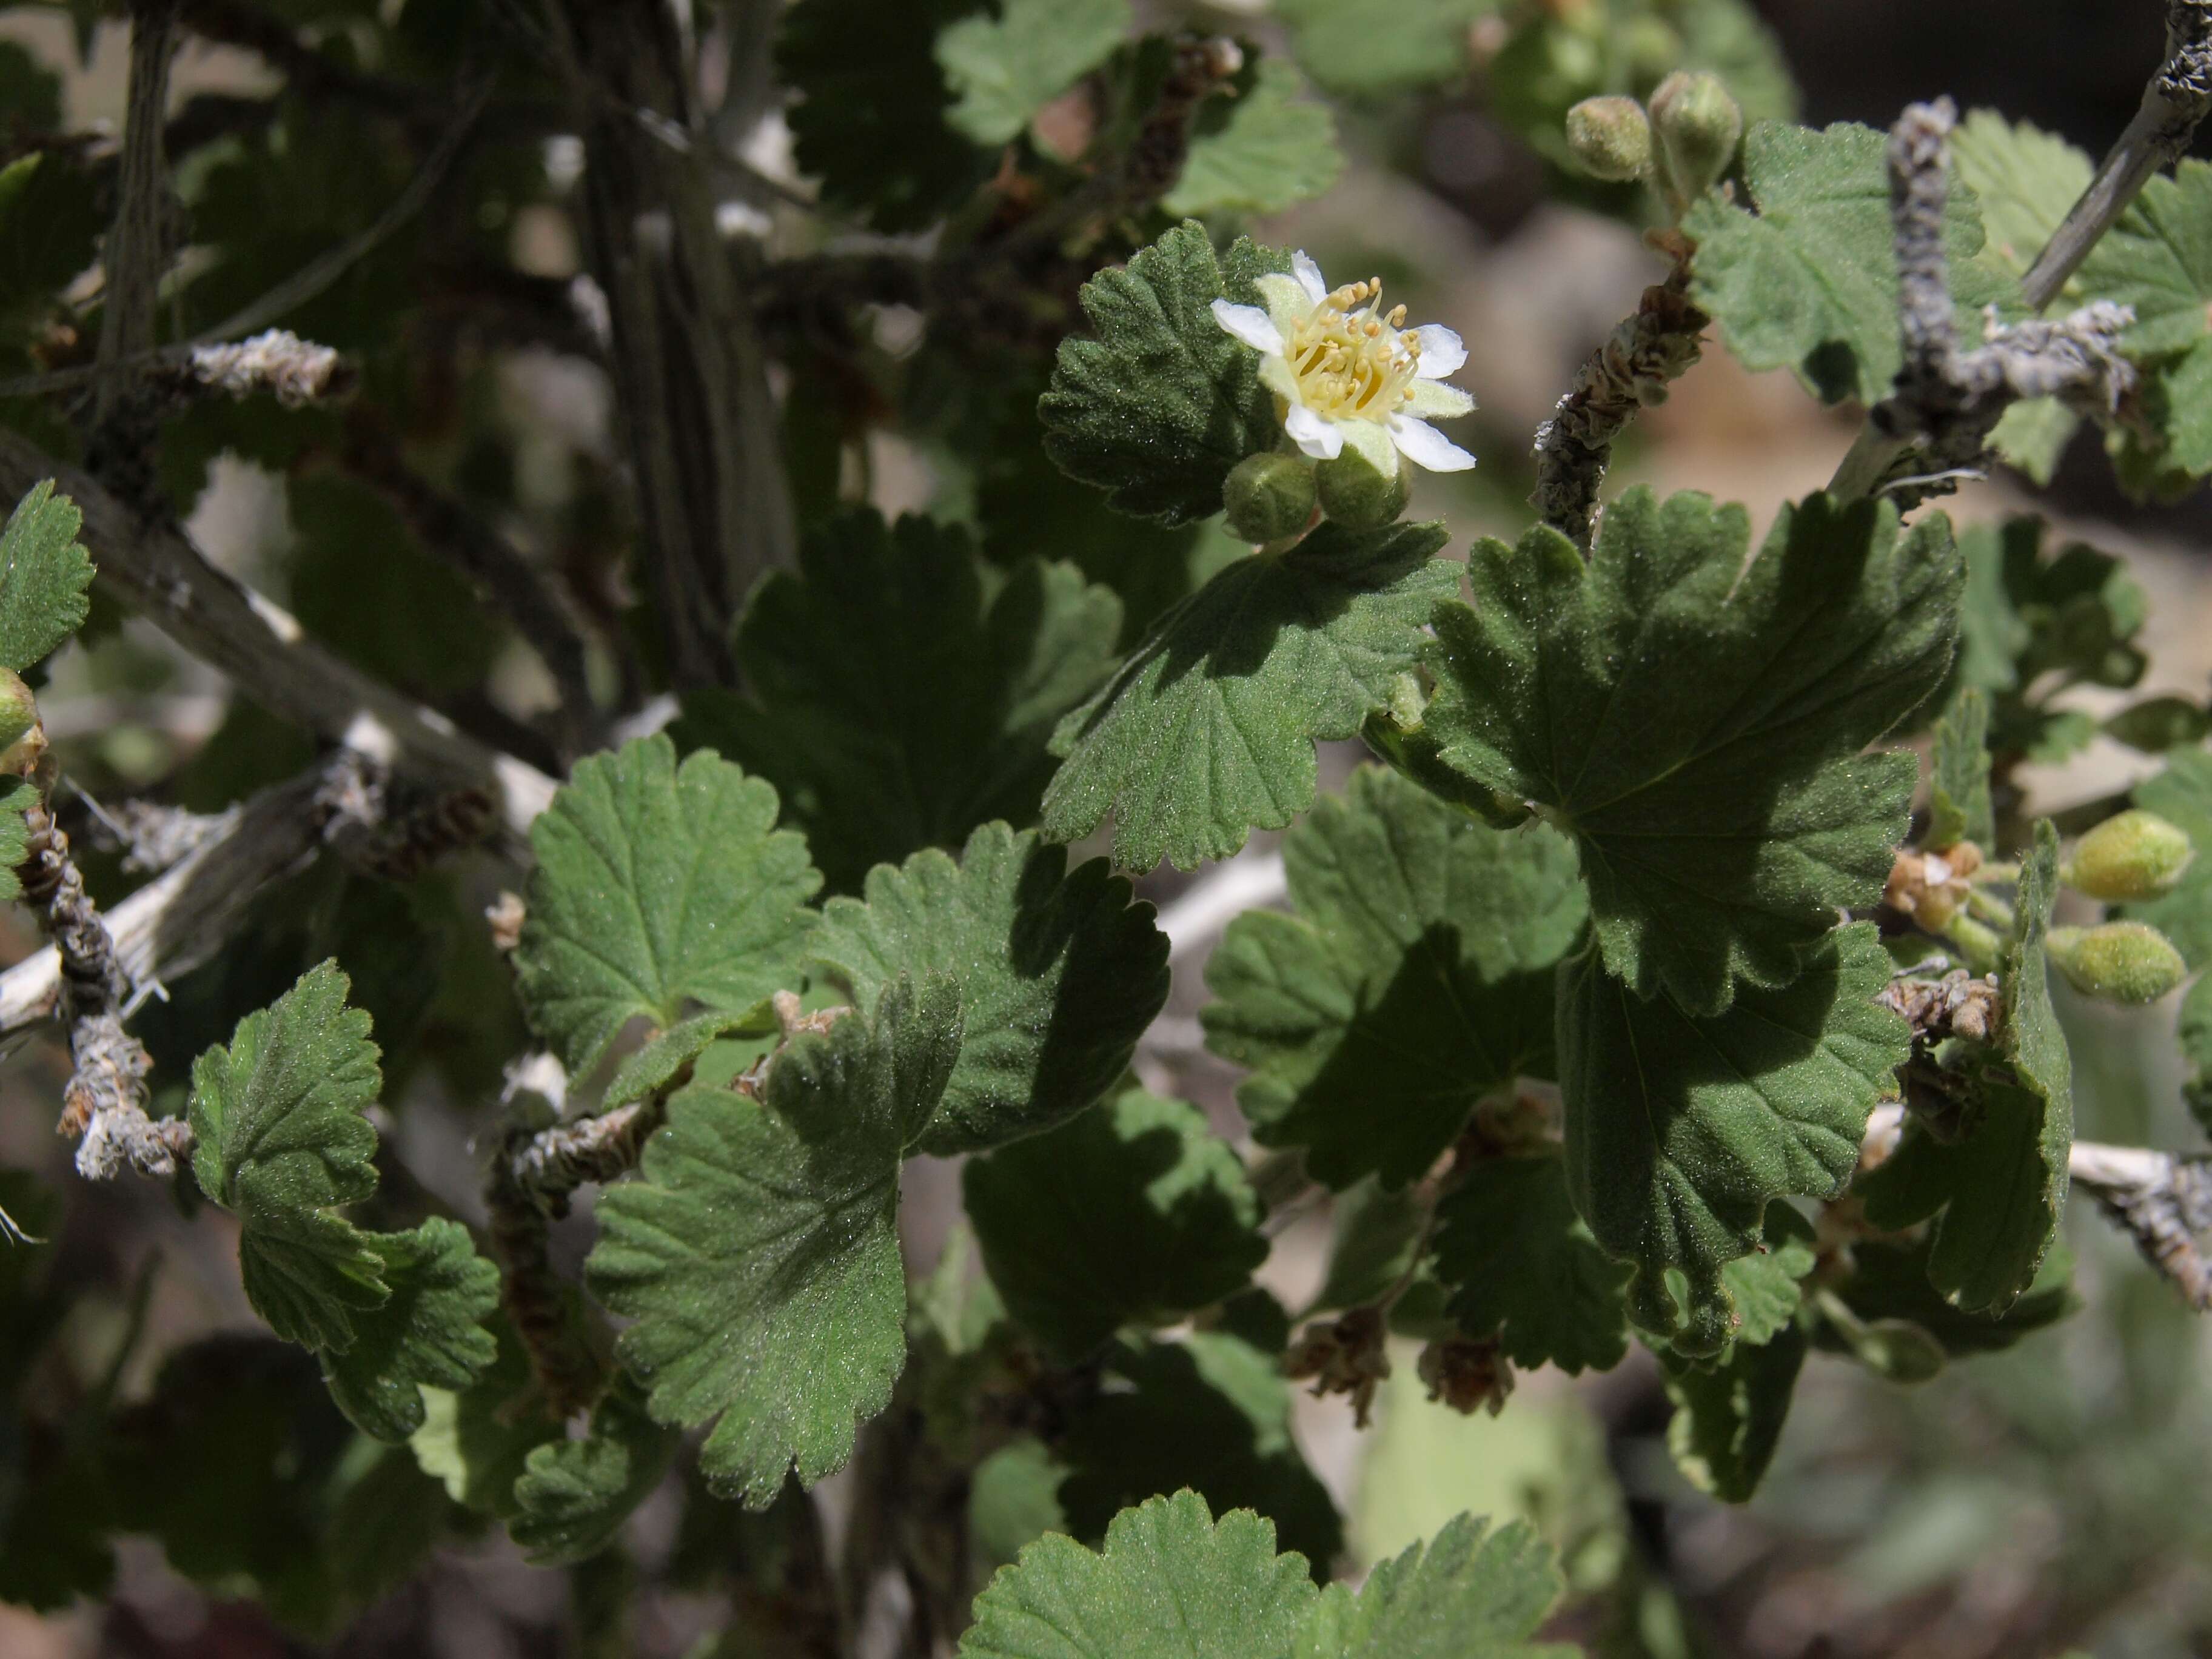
[1284,279,1421,421]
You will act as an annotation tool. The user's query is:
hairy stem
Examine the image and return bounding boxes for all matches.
[2020,0,2212,309]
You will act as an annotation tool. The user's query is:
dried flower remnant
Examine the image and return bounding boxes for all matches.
[1285,1304,1392,1427]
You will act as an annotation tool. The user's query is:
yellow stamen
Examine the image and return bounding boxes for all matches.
[1282,281,1425,421]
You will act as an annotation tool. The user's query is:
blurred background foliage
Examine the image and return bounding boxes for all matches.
[0,1,2209,1655]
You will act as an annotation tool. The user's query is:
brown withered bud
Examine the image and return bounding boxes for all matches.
[1883,842,1980,928]
[486,890,526,954]
[1418,1336,1515,1417]
[1285,1306,1392,1429]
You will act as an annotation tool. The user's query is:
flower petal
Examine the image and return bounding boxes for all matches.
[1255,273,1313,339]
[1410,324,1466,378]
[1403,378,1475,418]
[1339,417,1399,478]
[1285,403,1344,460]
[1259,355,1299,404]
[1292,250,1327,304]
[1212,299,1285,356]
[1387,414,1478,473]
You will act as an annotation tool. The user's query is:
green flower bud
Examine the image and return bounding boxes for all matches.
[0,671,43,777]
[1315,448,1410,530]
[2046,920,2190,1005]
[1223,451,1318,543]
[2061,808,2196,901]
[1649,70,1743,201]
[1564,96,1654,183]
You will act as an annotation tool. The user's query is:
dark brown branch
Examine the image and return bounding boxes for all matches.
[177,0,442,129]
[337,418,599,757]
[0,433,558,837]
[1529,261,1706,551]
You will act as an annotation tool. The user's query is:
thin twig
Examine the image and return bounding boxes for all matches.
[1529,257,1706,551]
[2020,1,2212,309]
[2070,1141,2212,1310]
[191,79,492,347]
[16,798,186,1179]
[335,418,598,756]
[0,432,558,837]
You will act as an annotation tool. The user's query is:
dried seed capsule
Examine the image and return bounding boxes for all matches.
[1649,70,1743,202]
[1565,95,1655,183]
[1314,448,1410,529]
[2045,920,2190,1005]
[1222,451,1318,543]
[2060,808,2196,902]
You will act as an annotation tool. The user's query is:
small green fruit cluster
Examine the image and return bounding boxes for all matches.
[0,670,41,776]
[1563,71,1743,206]
[2046,921,2190,1005]
[1225,448,1412,541]
[2060,808,2195,902]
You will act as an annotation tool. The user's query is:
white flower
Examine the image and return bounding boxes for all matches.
[1210,251,1477,475]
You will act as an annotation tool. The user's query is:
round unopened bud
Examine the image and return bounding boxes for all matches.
[1315,449,1410,529]
[2061,809,2196,902]
[2046,920,2190,1005]
[1649,70,1743,201]
[0,672,43,778]
[1224,451,1318,543]
[1564,96,1654,182]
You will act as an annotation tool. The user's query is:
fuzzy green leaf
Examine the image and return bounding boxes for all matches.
[1418,489,1959,1015]
[0,479,94,673]
[513,736,822,1075]
[1948,112,2091,480]
[1952,517,2145,763]
[1292,1512,1574,1659]
[1430,1153,1632,1375]
[959,1489,1318,1659]
[937,0,1129,145]
[1202,765,1586,1189]
[1058,1335,1342,1576]
[1047,521,1459,872]
[1163,59,1344,218]
[673,512,1122,894]
[965,1087,1266,1361]
[318,1219,498,1443]
[811,822,1168,1155]
[1558,923,1910,1353]
[187,962,389,1350]
[511,1383,680,1567]
[1857,822,2073,1315]
[588,976,960,1507]
[968,1093,1265,1362]
[1929,689,1995,850]
[1273,0,1494,95]
[1714,1207,1820,1350]
[0,774,39,907]
[1312,1178,1426,1313]
[2131,748,2212,968]
[600,1004,778,1111]
[1039,224,1289,526]
[409,1319,560,1519]
[1951,110,2091,285]
[1684,120,2019,406]
[1820,1236,2075,1364]
[2078,159,2212,475]
[779,0,992,231]
[1661,1322,1808,1503]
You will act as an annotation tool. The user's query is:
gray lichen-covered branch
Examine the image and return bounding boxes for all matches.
[1831,99,2137,506]
[2070,1141,2212,1310]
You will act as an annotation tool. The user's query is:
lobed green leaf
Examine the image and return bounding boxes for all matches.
[0,479,94,674]
[1047,521,1459,872]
